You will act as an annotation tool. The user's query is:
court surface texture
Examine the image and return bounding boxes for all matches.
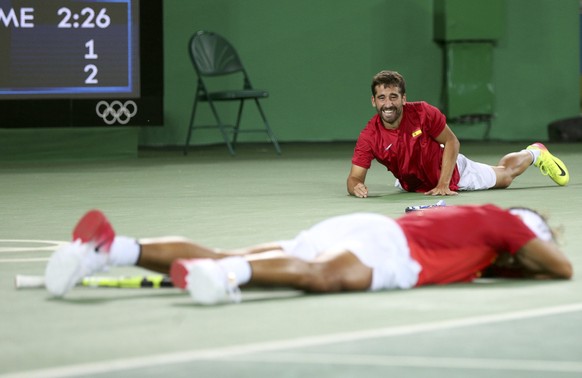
[1,142,581,378]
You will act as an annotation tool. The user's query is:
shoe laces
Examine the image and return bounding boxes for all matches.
[537,160,550,176]
[534,148,554,174]
[79,241,110,276]
[537,152,562,178]
[226,272,242,303]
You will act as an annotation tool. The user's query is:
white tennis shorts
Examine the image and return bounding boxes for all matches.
[278,213,421,291]
[394,153,496,191]
[456,153,496,191]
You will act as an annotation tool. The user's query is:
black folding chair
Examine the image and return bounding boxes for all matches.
[184,30,281,156]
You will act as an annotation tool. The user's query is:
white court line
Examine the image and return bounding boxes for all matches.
[229,353,582,373]
[2,302,582,378]
[0,239,64,263]
[0,258,49,263]
[0,239,66,253]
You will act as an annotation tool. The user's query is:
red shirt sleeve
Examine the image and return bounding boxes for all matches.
[351,115,379,169]
[422,102,446,139]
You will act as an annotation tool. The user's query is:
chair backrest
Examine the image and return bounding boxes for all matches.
[189,31,244,77]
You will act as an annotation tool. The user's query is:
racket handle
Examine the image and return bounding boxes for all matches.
[15,275,45,289]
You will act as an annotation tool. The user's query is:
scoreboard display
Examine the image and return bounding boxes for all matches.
[0,0,163,127]
[0,0,139,98]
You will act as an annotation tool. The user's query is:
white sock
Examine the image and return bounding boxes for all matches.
[216,256,252,285]
[108,236,140,266]
[524,149,540,165]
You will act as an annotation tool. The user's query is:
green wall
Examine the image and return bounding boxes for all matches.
[1,0,579,161]
[490,0,579,140]
[139,0,579,148]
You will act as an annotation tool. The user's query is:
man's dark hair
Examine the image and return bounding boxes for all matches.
[371,70,406,96]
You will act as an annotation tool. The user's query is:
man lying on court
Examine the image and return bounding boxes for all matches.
[45,204,573,305]
[347,70,570,197]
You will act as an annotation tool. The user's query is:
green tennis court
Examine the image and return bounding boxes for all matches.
[1,142,581,377]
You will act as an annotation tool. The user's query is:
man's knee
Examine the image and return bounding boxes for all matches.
[300,264,342,292]
[494,173,513,188]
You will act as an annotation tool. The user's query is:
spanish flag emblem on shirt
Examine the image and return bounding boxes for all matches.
[412,129,422,137]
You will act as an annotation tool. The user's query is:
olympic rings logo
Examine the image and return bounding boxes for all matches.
[95,100,138,125]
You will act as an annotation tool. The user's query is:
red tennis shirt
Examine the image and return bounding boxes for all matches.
[396,204,537,286]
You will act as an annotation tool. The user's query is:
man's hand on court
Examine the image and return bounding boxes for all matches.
[424,184,458,196]
[353,183,368,198]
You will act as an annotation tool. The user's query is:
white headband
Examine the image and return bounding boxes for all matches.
[509,208,553,242]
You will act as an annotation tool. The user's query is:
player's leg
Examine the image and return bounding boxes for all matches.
[491,150,534,188]
[245,248,373,292]
[170,249,373,305]
[136,237,222,273]
[136,238,282,273]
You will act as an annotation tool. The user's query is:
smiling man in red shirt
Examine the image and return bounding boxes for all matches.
[347,70,570,197]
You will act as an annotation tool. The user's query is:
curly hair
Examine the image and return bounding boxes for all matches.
[371,70,406,96]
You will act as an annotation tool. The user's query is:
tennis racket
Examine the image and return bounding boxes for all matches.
[15,274,174,289]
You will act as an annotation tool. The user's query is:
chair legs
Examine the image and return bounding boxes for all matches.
[232,100,245,149]
[254,99,281,155]
[183,97,198,155]
[184,97,236,156]
[207,100,236,156]
[184,97,281,156]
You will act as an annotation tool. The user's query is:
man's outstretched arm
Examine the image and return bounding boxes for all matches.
[347,164,369,198]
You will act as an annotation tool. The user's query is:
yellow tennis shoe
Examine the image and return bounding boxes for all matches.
[526,142,569,186]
